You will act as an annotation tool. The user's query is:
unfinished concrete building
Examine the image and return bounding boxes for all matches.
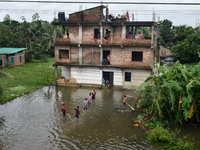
[52,5,160,89]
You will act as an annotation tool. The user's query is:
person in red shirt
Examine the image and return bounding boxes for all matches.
[61,102,66,116]
[74,106,80,119]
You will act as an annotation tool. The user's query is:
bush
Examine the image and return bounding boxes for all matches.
[137,85,153,108]
[146,127,195,150]
[146,126,173,143]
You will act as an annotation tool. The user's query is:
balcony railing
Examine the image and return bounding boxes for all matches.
[55,37,70,43]
[55,38,151,45]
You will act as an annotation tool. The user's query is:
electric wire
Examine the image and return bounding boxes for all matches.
[0,0,200,5]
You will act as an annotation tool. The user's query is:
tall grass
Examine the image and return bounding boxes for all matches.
[0,58,58,104]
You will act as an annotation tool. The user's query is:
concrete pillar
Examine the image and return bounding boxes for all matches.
[79,25,83,64]
[100,24,103,44]
[79,25,82,44]
[122,25,126,39]
[54,65,58,79]
[151,25,155,68]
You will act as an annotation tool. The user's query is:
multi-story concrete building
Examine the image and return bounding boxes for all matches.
[52,5,160,89]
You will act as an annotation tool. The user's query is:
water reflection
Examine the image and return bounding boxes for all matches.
[0,86,154,150]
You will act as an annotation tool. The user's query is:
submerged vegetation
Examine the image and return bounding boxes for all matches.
[0,58,57,104]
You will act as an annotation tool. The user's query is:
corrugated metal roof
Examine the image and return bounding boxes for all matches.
[0,48,26,54]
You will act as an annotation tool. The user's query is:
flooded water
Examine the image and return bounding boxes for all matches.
[0,86,199,150]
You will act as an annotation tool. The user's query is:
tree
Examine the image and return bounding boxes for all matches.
[171,28,200,63]
[160,19,175,48]
[0,13,54,62]
[172,25,194,45]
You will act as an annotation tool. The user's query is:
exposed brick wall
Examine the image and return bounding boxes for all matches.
[82,25,113,44]
[70,47,79,63]
[113,26,122,43]
[83,7,102,22]
[13,51,25,66]
[109,47,151,67]
[82,47,100,64]
[55,44,151,67]
[0,51,25,68]
[0,55,6,68]
[82,26,98,44]
[69,6,104,23]
[68,26,79,43]
[69,13,79,22]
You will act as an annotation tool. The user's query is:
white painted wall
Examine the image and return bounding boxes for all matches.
[123,69,151,88]
[71,67,102,84]
[62,66,70,80]
[61,66,150,89]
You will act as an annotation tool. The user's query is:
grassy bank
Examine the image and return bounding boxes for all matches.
[0,58,58,104]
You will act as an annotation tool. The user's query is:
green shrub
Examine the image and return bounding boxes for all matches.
[146,126,173,143]
[169,137,194,150]
[146,127,195,150]
[137,85,153,108]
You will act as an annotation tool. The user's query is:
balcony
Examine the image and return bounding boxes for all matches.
[55,35,70,44]
[114,39,151,45]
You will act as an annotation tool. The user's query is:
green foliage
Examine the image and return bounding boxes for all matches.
[146,127,195,150]
[136,62,200,125]
[160,19,175,48]
[146,127,173,143]
[168,136,195,150]
[144,118,168,127]
[159,20,199,64]
[0,14,54,62]
[137,84,154,108]
[0,58,57,104]
[172,25,194,45]
[171,29,200,63]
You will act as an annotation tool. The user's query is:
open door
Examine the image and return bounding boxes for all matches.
[103,71,113,87]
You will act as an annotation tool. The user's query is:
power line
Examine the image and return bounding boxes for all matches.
[0,0,200,5]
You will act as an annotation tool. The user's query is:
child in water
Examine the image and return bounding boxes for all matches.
[87,93,92,106]
[74,106,80,118]
[123,95,127,107]
[83,98,88,110]
[61,102,66,116]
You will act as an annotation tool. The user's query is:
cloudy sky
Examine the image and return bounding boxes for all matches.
[0,0,200,27]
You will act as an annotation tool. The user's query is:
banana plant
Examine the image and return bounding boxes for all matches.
[136,61,200,126]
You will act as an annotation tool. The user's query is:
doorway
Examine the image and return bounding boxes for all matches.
[102,50,110,65]
[103,71,113,87]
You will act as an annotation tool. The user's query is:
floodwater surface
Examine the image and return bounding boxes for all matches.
[0,86,199,150]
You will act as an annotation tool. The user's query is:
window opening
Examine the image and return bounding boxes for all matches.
[20,56,22,62]
[102,50,110,65]
[103,28,110,44]
[0,59,2,66]
[59,50,69,59]
[11,57,14,64]
[132,51,143,61]
[125,72,131,82]
[94,29,100,43]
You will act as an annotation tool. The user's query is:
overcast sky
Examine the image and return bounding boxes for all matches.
[0,0,200,27]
